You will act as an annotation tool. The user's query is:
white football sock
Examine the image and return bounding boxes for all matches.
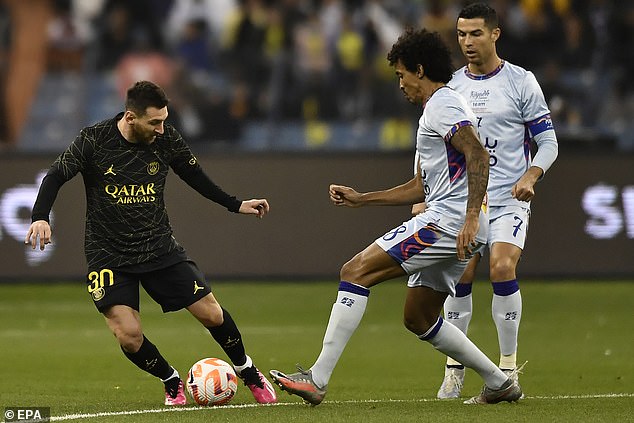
[492,289,522,362]
[499,352,517,370]
[443,293,472,366]
[160,367,179,382]
[310,282,369,388]
[234,355,253,374]
[444,293,472,334]
[420,318,508,389]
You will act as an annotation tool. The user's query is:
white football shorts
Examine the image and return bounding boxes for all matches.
[487,205,530,249]
[375,214,484,296]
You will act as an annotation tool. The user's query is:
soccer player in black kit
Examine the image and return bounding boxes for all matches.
[24,81,277,405]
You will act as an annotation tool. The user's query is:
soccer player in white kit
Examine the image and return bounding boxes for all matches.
[270,28,522,405]
[430,3,559,399]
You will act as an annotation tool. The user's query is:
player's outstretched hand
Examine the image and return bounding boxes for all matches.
[456,216,479,261]
[329,184,363,208]
[24,220,52,250]
[239,199,270,219]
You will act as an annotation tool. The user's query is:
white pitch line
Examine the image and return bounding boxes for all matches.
[8,393,630,422]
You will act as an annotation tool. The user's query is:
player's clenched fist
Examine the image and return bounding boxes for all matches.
[329,184,363,208]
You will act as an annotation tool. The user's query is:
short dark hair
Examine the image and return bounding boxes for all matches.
[125,81,169,116]
[387,28,454,83]
[458,2,499,29]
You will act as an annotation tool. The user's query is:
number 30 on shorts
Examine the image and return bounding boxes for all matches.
[87,269,115,294]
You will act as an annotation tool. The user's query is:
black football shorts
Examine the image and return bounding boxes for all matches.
[86,260,212,313]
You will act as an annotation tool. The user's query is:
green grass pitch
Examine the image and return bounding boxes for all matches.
[1,280,632,422]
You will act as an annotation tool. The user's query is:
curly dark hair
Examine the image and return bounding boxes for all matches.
[458,2,499,30]
[125,81,169,116]
[386,28,454,83]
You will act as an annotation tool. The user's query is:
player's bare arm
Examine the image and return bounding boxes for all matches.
[411,159,427,215]
[512,166,543,202]
[24,220,52,250]
[411,202,427,215]
[450,125,490,259]
[330,174,425,208]
[239,199,270,219]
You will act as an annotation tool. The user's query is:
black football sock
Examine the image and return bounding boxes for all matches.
[206,308,247,367]
[121,335,173,380]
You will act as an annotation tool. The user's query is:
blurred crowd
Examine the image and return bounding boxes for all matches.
[1,0,633,150]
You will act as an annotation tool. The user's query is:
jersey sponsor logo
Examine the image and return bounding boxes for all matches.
[483,136,499,167]
[421,169,430,196]
[470,89,490,109]
[104,183,157,204]
[147,161,159,175]
[104,165,116,176]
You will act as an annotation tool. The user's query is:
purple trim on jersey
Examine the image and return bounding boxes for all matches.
[339,281,370,297]
[455,283,473,297]
[523,127,531,163]
[443,120,473,143]
[420,317,444,340]
[443,120,471,183]
[492,279,519,296]
[386,225,440,265]
[464,60,506,80]
[445,141,467,183]
[526,113,554,136]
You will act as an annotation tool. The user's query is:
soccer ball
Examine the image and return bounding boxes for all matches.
[186,357,238,406]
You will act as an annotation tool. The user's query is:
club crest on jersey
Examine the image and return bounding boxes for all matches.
[189,156,197,165]
[147,161,159,175]
[91,287,105,301]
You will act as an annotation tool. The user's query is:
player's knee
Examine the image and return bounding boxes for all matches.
[115,326,143,352]
[402,316,418,334]
[402,312,434,336]
[489,259,516,281]
[340,257,361,281]
[196,302,224,327]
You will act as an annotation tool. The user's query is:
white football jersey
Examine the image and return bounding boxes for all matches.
[449,61,556,207]
[416,86,487,243]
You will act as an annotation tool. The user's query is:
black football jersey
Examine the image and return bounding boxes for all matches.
[50,113,199,269]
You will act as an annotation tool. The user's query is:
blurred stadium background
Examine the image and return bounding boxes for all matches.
[0,0,632,280]
[0,3,632,421]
